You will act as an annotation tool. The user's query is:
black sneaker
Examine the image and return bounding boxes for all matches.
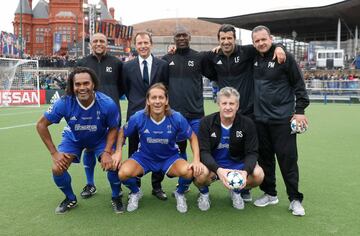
[80,184,97,199]
[55,197,77,214]
[111,197,125,214]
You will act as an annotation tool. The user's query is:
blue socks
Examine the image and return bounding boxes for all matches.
[83,151,96,186]
[53,171,76,200]
[122,177,139,194]
[176,177,193,194]
[107,171,122,198]
[199,186,209,194]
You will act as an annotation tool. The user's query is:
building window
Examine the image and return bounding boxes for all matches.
[36,29,44,43]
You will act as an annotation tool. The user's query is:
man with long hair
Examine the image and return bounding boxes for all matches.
[112,83,203,213]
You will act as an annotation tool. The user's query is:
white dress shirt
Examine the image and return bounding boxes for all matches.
[138,55,152,84]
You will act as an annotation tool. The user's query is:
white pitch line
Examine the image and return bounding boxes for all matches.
[0,123,36,130]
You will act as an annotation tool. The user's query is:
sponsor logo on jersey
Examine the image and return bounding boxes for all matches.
[169,61,175,66]
[70,116,77,121]
[211,132,217,137]
[106,66,113,72]
[146,137,169,144]
[254,61,258,67]
[216,60,223,65]
[217,143,229,149]
[74,124,97,132]
[188,61,194,67]
[144,129,150,134]
[236,130,243,138]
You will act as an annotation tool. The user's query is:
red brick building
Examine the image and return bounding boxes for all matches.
[13,0,131,56]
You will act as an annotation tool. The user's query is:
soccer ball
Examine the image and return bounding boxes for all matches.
[290,119,307,134]
[226,171,244,190]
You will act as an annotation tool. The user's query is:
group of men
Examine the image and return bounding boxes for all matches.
[36,23,309,216]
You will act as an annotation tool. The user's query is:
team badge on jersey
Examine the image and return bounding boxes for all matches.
[47,105,53,113]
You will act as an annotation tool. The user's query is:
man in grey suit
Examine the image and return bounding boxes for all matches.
[122,31,169,200]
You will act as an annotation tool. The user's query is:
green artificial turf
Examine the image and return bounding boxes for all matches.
[0,101,359,235]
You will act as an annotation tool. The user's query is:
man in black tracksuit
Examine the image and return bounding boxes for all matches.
[162,26,210,160]
[202,24,287,117]
[202,24,286,201]
[194,87,264,211]
[76,33,124,201]
[251,26,309,216]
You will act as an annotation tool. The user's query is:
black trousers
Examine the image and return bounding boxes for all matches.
[128,133,164,190]
[256,121,303,202]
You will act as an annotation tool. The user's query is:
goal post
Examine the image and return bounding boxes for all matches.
[0,58,40,107]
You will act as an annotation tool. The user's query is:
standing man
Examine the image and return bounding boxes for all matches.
[76,33,124,199]
[202,24,286,201]
[251,25,309,216]
[195,87,264,211]
[162,26,207,161]
[122,31,169,200]
[36,67,124,214]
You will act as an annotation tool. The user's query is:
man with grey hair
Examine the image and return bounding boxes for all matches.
[251,25,309,216]
[195,87,264,211]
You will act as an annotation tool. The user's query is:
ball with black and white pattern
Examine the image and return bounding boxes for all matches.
[226,171,244,190]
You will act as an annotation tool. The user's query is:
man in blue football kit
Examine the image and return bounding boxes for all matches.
[36,67,123,214]
[195,87,264,211]
[112,83,204,213]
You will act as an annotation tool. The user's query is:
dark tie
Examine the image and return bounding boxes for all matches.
[143,60,149,86]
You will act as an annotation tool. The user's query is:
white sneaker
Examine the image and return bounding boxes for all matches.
[230,190,244,210]
[289,200,305,216]
[127,190,143,212]
[197,193,210,211]
[254,193,279,207]
[174,191,188,213]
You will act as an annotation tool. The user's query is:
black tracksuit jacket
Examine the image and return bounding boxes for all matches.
[198,112,258,175]
[253,45,309,123]
[162,48,207,119]
[77,54,124,114]
[203,45,256,116]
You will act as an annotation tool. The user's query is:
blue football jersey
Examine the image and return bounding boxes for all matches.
[124,110,192,160]
[212,125,244,169]
[44,91,120,148]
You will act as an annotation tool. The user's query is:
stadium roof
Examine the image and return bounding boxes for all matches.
[198,0,360,42]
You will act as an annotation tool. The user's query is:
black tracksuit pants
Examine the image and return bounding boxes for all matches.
[256,121,304,202]
[128,133,164,190]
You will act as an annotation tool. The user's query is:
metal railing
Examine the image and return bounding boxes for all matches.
[305,79,360,103]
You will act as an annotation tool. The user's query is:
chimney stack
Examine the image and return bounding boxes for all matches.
[29,0,32,9]
[102,0,107,7]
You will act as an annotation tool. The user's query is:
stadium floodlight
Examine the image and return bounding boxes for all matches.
[0,58,40,107]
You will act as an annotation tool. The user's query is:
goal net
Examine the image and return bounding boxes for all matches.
[0,58,40,107]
